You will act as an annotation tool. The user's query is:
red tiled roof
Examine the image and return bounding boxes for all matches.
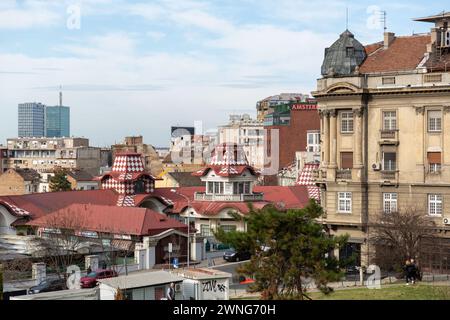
[28,204,188,236]
[161,185,311,215]
[364,42,383,55]
[0,189,119,219]
[360,35,430,73]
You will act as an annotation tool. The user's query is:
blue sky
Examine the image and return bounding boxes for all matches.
[0,0,448,147]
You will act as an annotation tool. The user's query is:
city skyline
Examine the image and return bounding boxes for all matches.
[0,0,447,147]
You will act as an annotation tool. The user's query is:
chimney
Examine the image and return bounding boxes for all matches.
[384,32,395,49]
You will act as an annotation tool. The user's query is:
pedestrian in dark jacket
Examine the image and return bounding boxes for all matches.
[404,259,415,285]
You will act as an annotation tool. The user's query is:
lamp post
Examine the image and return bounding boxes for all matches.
[171,189,192,268]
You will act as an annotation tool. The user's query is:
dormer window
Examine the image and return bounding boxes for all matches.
[346,47,354,57]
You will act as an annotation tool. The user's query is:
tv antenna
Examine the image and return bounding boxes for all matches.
[379,10,387,31]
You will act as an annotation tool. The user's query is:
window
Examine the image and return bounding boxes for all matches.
[307,131,320,152]
[207,181,213,194]
[428,194,443,216]
[383,152,396,171]
[428,110,442,132]
[383,193,397,214]
[213,182,223,194]
[200,224,211,237]
[233,182,251,194]
[220,225,237,233]
[337,192,352,213]
[383,111,397,131]
[340,152,353,169]
[427,152,442,173]
[382,77,396,85]
[341,112,354,133]
[346,47,354,57]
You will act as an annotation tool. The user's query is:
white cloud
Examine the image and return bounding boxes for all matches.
[0,0,61,29]
[146,31,166,41]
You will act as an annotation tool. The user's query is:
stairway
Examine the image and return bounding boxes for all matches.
[0,234,41,255]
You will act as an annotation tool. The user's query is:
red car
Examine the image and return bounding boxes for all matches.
[80,269,118,288]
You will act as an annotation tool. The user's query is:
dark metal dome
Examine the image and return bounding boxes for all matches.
[321,29,366,77]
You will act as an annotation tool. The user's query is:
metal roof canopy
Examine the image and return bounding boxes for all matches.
[98,270,184,290]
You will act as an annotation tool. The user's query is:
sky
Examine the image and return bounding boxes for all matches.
[0,0,448,147]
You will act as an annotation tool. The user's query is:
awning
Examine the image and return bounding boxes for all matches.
[111,239,135,251]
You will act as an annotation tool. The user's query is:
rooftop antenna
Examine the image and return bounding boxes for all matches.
[346,7,349,30]
[59,85,63,107]
[380,10,387,32]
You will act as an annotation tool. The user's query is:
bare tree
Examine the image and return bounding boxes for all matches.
[369,207,437,271]
[33,208,91,279]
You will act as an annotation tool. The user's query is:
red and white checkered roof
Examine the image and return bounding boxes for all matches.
[210,143,248,166]
[1,201,31,217]
[112,153,145,173]
[296,162,321,202]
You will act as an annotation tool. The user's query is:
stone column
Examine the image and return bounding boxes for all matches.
[85,255,99,272]
[32,262,46,285]
[415,106,425,168]
[329,109,338,168]
[353,107,364,168]
[320,109,329,167]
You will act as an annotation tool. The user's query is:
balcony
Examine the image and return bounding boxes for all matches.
[336,169,352,180]
[194,192,264,202]
[379,130,399,144]
[380,171,398,185]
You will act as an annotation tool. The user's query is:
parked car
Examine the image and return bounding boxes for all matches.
[28,278,67,294]
[223,249,251,262]
[80,269,118,288]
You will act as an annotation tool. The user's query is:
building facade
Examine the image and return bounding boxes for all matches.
[218,114,265,170]
[256,93,308,121]
[6,137,101,176]
[18,103,45,138]
[112,136,163,177]
[45,106,70,138]
[313,13,450,270]
[263,100,320,185]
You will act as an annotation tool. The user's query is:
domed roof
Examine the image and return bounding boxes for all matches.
[321,29,366,77]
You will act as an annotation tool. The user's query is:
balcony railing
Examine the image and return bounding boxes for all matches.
[381,170,397,181]
[194,192,264,202]
[336,169,352,180]
[380,130,398,140]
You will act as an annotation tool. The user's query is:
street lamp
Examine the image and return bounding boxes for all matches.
[171,189,192,268]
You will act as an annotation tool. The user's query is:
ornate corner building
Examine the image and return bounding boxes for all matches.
[313,13,450,271]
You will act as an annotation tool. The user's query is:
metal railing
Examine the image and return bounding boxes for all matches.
[194,192,264,202]
[380,130,398,140]
[336,169,352,180]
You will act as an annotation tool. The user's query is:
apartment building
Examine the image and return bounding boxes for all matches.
[6,137,101,176]
[218,114,265,170]
[313,12,450,270]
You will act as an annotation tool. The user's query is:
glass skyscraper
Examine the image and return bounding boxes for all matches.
[18,103,45,137]
[45,106,70,138]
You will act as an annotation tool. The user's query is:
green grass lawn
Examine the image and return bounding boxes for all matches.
[308,284,450,300]
[231,284,450,300]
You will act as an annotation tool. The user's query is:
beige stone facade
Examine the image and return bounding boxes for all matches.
[313,15,450,268]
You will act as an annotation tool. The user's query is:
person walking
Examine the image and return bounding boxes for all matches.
[166,282,176,301]
[404,259,414,285]
[410,258,419,284]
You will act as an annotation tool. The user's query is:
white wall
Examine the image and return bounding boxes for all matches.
[0,205,19,235]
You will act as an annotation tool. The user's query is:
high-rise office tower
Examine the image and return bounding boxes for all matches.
[45,89,70,138]
[18,103,45,137]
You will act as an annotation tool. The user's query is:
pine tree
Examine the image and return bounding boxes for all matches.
[49,170,72,192]
[215,200,350,300]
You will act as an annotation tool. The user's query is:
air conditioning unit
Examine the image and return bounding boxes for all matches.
[441,29,450,47]
[175,283,182,292]
[443,217,450,226]
[372,163,381,171]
